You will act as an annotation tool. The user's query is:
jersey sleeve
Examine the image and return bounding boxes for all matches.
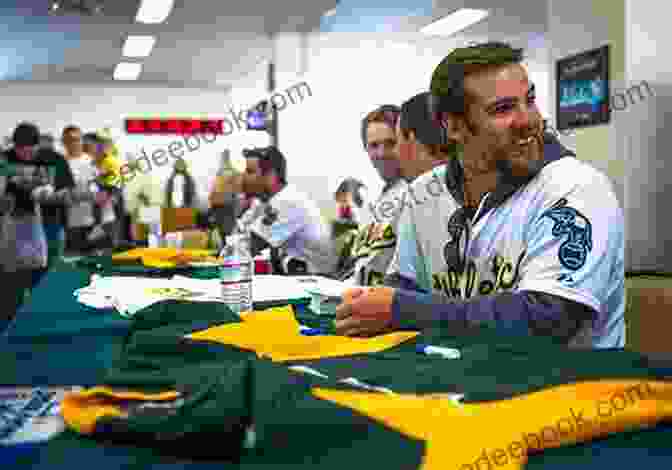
[385,199,432,292]
[249,201,305,248]
[516,167,623,314]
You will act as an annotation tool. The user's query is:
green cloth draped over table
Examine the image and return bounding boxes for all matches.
[40,299,672,469]
[4,260,672,470]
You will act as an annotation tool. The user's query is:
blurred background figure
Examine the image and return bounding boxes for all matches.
[165,158,197,209]
[39,133,55,151]
[1,123,53,316]
[334,177,367,224]
[81,131,124,252]
[34,130,75,284]
[122,153,163,243]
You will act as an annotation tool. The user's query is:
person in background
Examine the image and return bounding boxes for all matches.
[0,156,17,327]
[211,146,338,275]
[1,122,71,314]
[123,154,164,243]
[395,91,457,180]
[39,134,55,151]
[334,178,367,224]
[82,132,97,159]
[33,131,77,282]
[209,150,260,244]
[62,127,98,254]
[335,42,624,349]
[332,178,367,266]
[165,158,197,208]
[86,132,123,251]
[334,105,405,286]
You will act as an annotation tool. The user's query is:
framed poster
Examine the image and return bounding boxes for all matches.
[556,45,610,131]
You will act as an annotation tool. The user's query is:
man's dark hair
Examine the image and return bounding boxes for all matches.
[335,177,366,208]
[360,104,401,149]
[243,146,287,185]
[12,122,40,146]
[399,92,457,158]
[429,41,525,116]
[82,132,101,144]
[62,125,81,137]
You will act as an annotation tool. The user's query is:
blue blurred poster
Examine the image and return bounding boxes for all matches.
[556,45,610,131]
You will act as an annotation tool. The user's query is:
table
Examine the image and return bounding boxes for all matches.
[2,261,672,469]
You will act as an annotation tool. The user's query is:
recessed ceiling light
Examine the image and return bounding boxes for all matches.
[420,8,489,37]
[323,8,337,17]
[122,35,156,58]
[135,0,175,24]
[113,62,142,80]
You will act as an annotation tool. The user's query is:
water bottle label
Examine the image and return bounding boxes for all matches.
[220,261,242,284]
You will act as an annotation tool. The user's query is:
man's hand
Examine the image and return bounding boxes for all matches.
[334,287,396,337]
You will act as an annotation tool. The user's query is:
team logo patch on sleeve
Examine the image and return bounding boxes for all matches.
[540,198,593,270]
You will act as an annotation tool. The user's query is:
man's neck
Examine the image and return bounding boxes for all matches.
[460,155,499,208]
[408,154,445,181]
[259,182,286,202]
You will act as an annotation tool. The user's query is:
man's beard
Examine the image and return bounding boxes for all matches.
[463,122,545,178]
[498,127,545,177]
[371,157,402,184]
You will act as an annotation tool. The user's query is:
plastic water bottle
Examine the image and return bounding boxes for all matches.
[219,228,253,314]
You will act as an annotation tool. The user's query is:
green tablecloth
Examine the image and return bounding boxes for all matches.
[2,260,672,469]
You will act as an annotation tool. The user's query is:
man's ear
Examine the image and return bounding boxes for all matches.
[406,129,417,144]
[441,112,466,144]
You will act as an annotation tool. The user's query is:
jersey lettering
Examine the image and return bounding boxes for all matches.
[432,251,526,299]
[349,222,397,287]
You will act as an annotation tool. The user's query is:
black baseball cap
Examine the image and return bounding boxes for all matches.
[12,122,40,146]
[82,132,106,144]
[243,146,287,184]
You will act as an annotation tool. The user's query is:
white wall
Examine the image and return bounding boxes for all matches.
[623,0,672,272]
[547,0,626,206]
[275,32,550,215]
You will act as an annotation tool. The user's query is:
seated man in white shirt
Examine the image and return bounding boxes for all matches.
[334,42,624,349]
[211,146,338,275]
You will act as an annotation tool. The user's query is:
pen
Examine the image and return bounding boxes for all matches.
[299,326,327,336]
[416,345,461,359]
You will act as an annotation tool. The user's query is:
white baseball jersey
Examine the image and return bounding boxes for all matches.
[389,155,625,348]
[249,184,338,275]
[342,179,409,286]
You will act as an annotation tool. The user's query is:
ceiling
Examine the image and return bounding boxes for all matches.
[0,0,548,89]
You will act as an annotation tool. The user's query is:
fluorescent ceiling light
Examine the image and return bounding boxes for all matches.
[122,35,156,58]
[421,8,489,37]
[113,62,142,80]
[135,0,175,24]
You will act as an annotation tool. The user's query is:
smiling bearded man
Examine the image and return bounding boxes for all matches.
[335,42,625,349]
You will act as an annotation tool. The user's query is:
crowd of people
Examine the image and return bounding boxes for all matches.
[1,41,625,350]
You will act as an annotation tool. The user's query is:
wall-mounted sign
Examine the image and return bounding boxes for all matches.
[556,45,610,131]
[124,118,225,135]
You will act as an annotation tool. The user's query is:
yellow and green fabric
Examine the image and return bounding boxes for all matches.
[57,299,672,470]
